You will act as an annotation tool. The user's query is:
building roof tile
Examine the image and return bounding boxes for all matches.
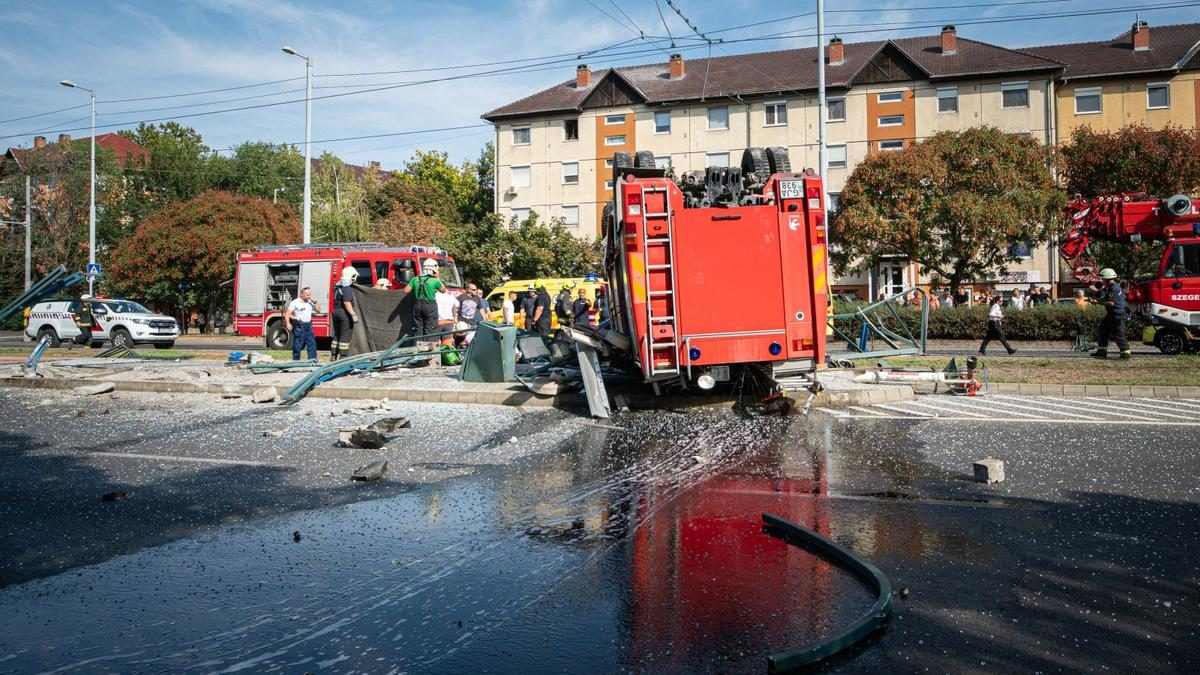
[1020,22,1200,80]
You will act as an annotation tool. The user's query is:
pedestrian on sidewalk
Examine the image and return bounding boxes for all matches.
[284,287,319,362]
[1009,289,1026,310]
[978,296,1017,356]
[1090,268,1131,360]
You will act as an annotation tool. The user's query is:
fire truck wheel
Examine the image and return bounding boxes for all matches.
[766,146,792,174]
[1155,328,1185,355]
[36,327,61,348]
[266,322,292,350]
[110,328,133,348]
[633,150,657,168]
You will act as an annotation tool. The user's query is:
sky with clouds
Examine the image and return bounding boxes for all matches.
[1,0,1195,169]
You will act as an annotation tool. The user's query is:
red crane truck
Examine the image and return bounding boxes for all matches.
[1061,193,1200,354]
[233,243,463,349]
[602,147,828,394]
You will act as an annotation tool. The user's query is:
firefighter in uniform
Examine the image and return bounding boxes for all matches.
[401,258,444,342]
[75,295,98,345]
[331,267,359,361]
[1091,267,1131,360]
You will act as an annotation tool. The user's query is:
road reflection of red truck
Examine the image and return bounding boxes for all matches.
[628,462,832,670]
[232,243,463,349]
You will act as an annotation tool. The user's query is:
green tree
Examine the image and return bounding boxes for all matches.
[312,152,370,242]
[401,149,476,216]
[1058,124,1200,279]
[833,127,1064,297]
[107,190,299,314]
[501,212,601,283]
[210,142,304,204]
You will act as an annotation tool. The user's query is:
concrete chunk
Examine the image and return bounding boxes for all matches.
[351,460,388,482]
[251,386,279,403]
[74,382,116,396]
[973,458,1005,484]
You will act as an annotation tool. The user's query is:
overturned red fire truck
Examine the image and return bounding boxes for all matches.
[602,147,828,394]
[1061,193,1200,354]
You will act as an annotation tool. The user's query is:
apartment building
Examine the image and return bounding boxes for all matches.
[482,22,1200,298]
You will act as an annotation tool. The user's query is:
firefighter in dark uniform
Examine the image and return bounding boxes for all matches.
[401,258,444,341]
[1091,267,1131,360]
[331,267,359,361]
[519,285,538,332]
[532,280,553,335]
[75,295,98,345]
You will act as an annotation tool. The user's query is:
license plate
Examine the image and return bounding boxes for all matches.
[778,180,804,199]
[707,365,731,382]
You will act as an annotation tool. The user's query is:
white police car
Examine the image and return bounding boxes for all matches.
[24,298,180,349]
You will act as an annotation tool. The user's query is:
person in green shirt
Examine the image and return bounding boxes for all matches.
[401,259,445,339]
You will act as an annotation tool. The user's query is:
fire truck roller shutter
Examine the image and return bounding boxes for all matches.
[299,261,332,314]
[237,263,269,315]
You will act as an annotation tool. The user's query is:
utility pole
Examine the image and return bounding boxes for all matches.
[282,46,313,243]
[817,0,827,192]
[24,175,31,292]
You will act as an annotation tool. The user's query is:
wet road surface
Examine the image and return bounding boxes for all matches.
[1,389,1198,673]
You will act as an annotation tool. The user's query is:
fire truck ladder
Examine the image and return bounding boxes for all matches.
[640,184,681,381]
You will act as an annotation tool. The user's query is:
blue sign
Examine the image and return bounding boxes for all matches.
[86,263,102,277]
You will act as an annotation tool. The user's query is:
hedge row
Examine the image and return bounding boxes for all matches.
[831,303,1146,341]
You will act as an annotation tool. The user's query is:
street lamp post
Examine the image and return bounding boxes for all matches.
[282,46,312,244]
[60,79,96,295]
[273,187,286,204]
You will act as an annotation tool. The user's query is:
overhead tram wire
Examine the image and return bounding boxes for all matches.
[0,103,89,126]
[653,0,678,48]
[582,0,640,35]
[98,77,306,104]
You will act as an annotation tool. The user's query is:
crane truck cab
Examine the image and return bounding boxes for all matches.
[233,243,463,349]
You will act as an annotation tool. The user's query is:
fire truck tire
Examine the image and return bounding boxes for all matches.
[266,322,292,350]
[633,150,657,168]
[740,147,770,180]
[1154,328,1186,355]
[766,146,792,174]
[110,328,133,348]
[36,326,61,348]
[612,152,633,169]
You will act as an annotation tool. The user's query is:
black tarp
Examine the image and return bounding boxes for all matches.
[346,286,415,355]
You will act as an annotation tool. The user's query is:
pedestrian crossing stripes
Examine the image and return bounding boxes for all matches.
[823,395,1200,426]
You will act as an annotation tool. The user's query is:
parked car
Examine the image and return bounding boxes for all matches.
[24,298,180,349]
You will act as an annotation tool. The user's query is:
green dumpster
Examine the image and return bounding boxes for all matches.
[460,321,517,382]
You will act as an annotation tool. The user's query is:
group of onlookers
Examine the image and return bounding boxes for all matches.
[506,281,608,335]
[177,308,229,334]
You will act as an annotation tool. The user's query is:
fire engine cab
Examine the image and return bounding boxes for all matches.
[233,243,463,349]
[603,147,828,393]
[1062,193,1200,354]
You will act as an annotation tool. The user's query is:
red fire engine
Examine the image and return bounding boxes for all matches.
[603,147,828,393]
[233,243,463,349]
[1061,193,1200,354]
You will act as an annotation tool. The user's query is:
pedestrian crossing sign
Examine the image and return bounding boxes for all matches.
[87,263,101,277]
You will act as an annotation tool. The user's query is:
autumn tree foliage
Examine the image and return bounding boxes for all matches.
[1058,124,1200,278]
[833,127,1064,296]
[108,191,299,310]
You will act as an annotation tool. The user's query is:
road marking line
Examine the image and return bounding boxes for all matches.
[831,416,1200,426]
[1076,397,1198,420]
[1039,396,1156,421]
[1138,397,1200,412]
[79,451,276,467]
[988,395,1104,420]
[872,402,935,418]
[847,405,893,417]
[916,396,1048,419]
[895,399,992,418]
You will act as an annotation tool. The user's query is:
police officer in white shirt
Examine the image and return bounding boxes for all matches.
[285,287,320,361]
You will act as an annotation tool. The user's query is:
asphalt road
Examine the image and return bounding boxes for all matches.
[0,388,1197,673]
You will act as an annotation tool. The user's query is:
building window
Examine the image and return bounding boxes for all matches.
[1147,82,1171,110]
[563,119,579,141]
[511,165,530,188]
[1074,87,1102,114]
[827,97,845,122]
[654,111,671,134]
[605,114,625,125]
[707,106,729,130]
[879,140,904,152]
[604,135,626,146]
[604,158,614,168]
[563,205,579,227]
[512,207,530,222]
[604,180,614,191]
[877,91,903,103]
[654,155,671,170]
[937,87,958,113]
[1002,81,1029,109]
[706,152,730,168]
[764,101,788,127]
[562,161,579,184]
[828,192,841,213]
[878,115,904,127]
[512,127,530,145]
[828,144,847,169]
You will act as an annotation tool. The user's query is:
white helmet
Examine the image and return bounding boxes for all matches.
[340,267,359,283]
[1099,268,1118,280]
[80,294,92,300]
[423,259,439,272]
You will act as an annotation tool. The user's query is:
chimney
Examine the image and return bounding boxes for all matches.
[58,133,71,144]
[941,25,957,55]
[576,64,591,88]
[828,37,844,66]
[669,53,685,79]
[369,161,381,170]
[1132,20,1150,51]
[33,136,47,149]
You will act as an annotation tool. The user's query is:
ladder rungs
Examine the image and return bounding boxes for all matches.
[650,342,678,349]
[645,237,672,242]
[648,264,671,270]
[644,212,670,218]
[649,315,674,321]
[649,290,673,296]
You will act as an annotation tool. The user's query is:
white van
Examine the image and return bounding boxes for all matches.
[25,298,179,349]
